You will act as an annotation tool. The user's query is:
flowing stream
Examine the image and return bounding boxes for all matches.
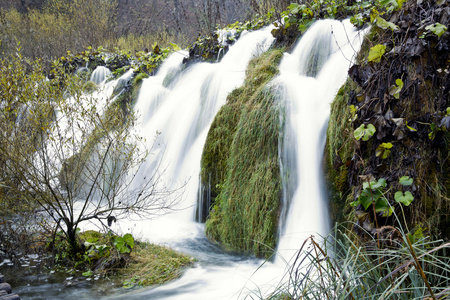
[2,20,365,299]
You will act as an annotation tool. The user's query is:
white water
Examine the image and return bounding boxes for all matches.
[113,26,276,244]
[90,66,112,85]
[101,20,366,300]
[10,21,365,300]
[275,19,365,264]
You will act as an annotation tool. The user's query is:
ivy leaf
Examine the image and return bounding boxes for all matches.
[368,44,386,63]
[388,78,403,99]
[425,23,448,38]
[399,176,413,186]
[359,188,383,210]
[123,233,135,249]
[394,191,414,206]
[354,124,376,141]
[365,178,387,190]
[375,198,393,217]
[375,143,393,159]
[376,16,399,31]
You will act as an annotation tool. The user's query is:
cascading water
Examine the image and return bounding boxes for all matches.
[5,20,366,300]
[109,19,365,300]
[275,19,365,263]
[119,26,276,243]
[90,66,112,85]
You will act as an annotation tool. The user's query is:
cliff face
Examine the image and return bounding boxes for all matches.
[325,0,449,239]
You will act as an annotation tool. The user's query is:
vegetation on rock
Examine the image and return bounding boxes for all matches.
[324,0,449,240]
[203,49,284,258]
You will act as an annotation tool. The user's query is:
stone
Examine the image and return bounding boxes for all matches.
[0,283,11,294]
[0,294,21,300]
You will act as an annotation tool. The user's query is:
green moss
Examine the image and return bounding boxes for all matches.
[324,80,357,224]
[132,72,149,86]
[202,49,284,258]
[82,81,98,93]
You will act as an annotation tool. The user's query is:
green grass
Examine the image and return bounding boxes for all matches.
[115,242,194,288]
[247,223,450,300]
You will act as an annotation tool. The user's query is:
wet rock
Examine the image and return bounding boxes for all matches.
[0,274,21,300]
[0,283,11,294]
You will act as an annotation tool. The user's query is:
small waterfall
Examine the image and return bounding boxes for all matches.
[130,25,275,233]
[275,19,366,263]
[90,66,112,85]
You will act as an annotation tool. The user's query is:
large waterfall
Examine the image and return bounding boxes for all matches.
[107,19,365,300]
[7,19,365,300]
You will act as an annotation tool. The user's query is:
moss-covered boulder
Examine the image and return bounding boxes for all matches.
[201,49,284,258]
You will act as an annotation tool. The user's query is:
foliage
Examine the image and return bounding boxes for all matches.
[375,142,393,159]
[203,49,284,258]
[367,44,386,63]
[113,233,135,254]
[116,242,193,288]
[388,78,404,99]
[354,124,376,141]
[248,225,450,300]
[351,178,392,217]
[424,23,448,38]
[326,0,450,240]
[0,48,182,256]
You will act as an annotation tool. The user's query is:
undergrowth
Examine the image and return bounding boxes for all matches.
[247,223,450,300]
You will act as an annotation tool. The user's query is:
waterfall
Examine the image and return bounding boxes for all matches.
[275,19,365,263]
[13,21,366,300]
[112,20,366,300]
[120,26,275,243]
[90,66,112,85]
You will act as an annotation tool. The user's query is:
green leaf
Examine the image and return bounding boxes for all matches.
[375,143,393,159]
[123,233,135,250]
[394,191,414,206]
[359,188,383,210]
[114,234,135,254]
[82,270,93,277]
[371,178,387,190]
[375,198,393,216]
[379,0,404,11]
[399,176,413,186]
[446,107,450,117]
[425,23,447,38]
[368,44,386,63]
[354,124,376,141]
[376,16,399,30]
[389,78,403,99]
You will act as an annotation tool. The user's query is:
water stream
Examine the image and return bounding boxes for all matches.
[1,20,365,299]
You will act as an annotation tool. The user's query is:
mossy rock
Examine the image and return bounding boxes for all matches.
[325,1,450,239]
[202,49,284,258]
